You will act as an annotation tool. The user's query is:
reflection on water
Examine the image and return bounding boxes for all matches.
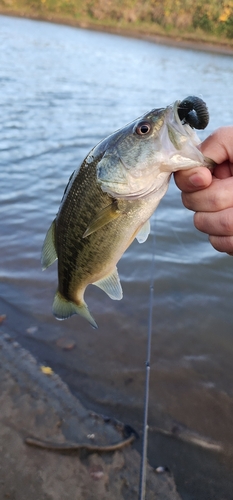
[1,14,233,499]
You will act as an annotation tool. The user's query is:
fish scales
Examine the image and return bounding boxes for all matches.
[56,158,152,295]
[56,157,107,291]
[42,98,213,327]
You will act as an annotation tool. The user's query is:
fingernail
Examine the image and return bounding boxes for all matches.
[189,173,206,187]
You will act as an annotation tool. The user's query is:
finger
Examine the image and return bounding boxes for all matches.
[182,177,233,212]
[213,161,233,179]
[194,207,233,236]
[209,235,233,255]
[200,126,233,164]
[174,166,212,193]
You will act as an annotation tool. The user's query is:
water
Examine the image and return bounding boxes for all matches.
[1,14,233,499]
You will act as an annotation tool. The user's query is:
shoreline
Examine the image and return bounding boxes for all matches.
[0,331,181,500]
[1,8,233,57]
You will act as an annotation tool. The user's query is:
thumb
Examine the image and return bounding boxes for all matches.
[174,166,212,193]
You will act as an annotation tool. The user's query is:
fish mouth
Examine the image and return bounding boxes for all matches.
[98,96,212,200]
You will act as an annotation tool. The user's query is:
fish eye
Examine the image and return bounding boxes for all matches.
[135,121,151,135]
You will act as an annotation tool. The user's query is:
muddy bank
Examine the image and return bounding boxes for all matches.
[0,332,181,500]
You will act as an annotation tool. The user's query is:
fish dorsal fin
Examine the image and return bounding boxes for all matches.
[93,267,123,300]
[83,200,121,238]
[41,219,57,270]
[136,219,150,244]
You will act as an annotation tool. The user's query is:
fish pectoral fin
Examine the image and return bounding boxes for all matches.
[52,291,98,329]
[136,219,151,244]
[83,200,121,238]
[41,219,58,270]
[93,267,123,300]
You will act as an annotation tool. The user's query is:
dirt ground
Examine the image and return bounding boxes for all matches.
[0,332,181,500]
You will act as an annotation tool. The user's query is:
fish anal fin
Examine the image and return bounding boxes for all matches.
[52,291,98,329]
[93,267,123,300]
[83,200,121,238]
[136,219,151,244]
[41,219,57,270]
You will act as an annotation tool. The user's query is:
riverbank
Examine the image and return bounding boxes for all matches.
[0,332,181,500]
[1,6,233,56]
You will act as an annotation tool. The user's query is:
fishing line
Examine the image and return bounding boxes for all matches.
[138,224,156,500]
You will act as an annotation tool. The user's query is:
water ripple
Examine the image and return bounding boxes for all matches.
[1,16,233,496]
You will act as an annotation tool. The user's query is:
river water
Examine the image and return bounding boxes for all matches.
[1,14,233,500]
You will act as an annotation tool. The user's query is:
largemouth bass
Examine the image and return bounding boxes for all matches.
[42,96,212,328]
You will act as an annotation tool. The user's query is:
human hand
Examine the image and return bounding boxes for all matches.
[174,126,233,255]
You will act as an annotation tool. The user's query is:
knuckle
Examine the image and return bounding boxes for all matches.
[208,179,233,211]
[208,189,226,211]
[209,235,223,252]
[181,192,194,210]
[193,212,204,231]
[209,235,233,254]
[209,235,220,251]
[219,211,233,234]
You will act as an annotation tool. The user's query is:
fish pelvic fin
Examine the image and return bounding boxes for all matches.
[41,219,57,270]
[93,267,123,300]
[52,291,98,329]
[136,219,151,244]
[83,200,121,238]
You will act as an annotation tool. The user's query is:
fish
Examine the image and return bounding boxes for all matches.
[42,96,213,328]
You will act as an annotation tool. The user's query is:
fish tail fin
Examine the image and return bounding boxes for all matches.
[52,291,98,329]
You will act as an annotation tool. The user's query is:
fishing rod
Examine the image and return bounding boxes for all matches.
[138,230,156,500]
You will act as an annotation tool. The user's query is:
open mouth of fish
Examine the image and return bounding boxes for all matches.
[97,95,213,200]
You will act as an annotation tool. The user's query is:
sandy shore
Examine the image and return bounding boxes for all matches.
[0,332,181,499]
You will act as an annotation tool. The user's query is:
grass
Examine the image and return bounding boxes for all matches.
[1,0,233,50]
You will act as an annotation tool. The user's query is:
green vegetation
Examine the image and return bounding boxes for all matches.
[1,0,233,47]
